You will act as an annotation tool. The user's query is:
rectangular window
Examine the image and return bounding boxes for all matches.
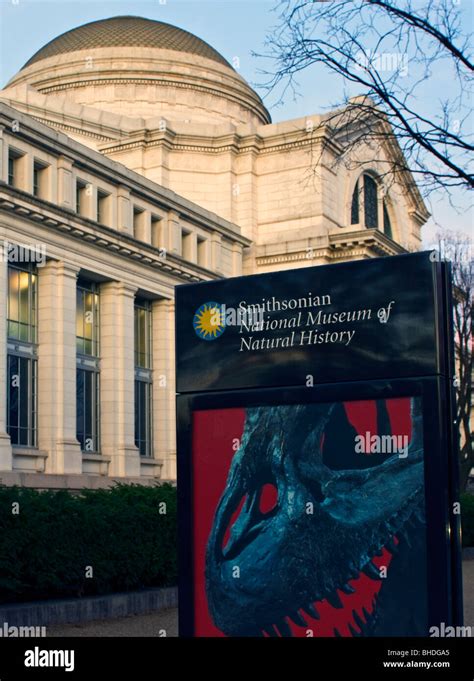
[76,281,99,357]
[197,236,208,268]
[134,299,153,457]
[76,368,100,453]
[7,265,37,343]
[97,189,110,225]
[76,280,100,454]
[76,179,88,215]
[134,299,152,369]
[33,160,48,199]
[7,262,38,448]
[8,149,22,188]
[8,155,14,186]
[7,355,37,447]
[133,207,145,241]
[151,215,162,249]
[182,229,193,260]
[135,380,152,457]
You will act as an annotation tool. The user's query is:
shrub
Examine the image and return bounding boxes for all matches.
[461,492,474,547]
[0,483,177,603]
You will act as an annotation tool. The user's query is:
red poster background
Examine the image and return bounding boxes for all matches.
[192,397,412,637]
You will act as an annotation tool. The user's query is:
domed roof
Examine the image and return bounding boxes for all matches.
[22,15,232,69]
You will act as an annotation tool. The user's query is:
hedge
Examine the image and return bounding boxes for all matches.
[0,483,177,604]
[461,492,474,547]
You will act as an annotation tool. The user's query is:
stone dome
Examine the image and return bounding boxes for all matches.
[6,16,270,126]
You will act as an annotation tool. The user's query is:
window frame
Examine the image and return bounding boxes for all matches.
[134,299,153,457]
[6,261,38,449]
[33,159,49,199]
[76,280,101,454]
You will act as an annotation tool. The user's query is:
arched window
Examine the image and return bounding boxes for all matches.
[363,175,378,228]
[350,173,393,238]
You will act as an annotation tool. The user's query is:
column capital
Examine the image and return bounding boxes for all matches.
[152,297,174,311]
[57,155,74,170]
[100,280,138,298]
[117,184,131,199]
[41,260,81,279]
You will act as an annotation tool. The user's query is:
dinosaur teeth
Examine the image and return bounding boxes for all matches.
[348,563,360,579]
[289,611,307,627]
[362,560,382,580]
[353,609,365,629]
[334,628,342,637]
[275,618,292,637]
[264,626,279,637]
[341,583,355,594]
[305,603,320,620]
[362,607,372,622]
[348,622,361,637]
[326,591,343,609]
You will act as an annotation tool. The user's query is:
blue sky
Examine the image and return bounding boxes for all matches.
[0,0,471,241]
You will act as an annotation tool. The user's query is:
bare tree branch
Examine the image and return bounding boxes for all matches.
[259,0,473,196]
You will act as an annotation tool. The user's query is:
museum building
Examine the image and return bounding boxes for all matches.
[0,16,429,488]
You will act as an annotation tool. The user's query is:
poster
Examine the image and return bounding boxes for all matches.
[192,396,428,637]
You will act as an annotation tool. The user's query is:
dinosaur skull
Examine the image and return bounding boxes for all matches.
[205,398,425,636]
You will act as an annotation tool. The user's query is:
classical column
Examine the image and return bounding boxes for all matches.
[38,261,82,474]
[100,282,140,477]
[0,253,12,470]
[152,298,176,480]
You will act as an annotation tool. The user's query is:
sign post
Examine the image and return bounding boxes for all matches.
[176,252,462,638]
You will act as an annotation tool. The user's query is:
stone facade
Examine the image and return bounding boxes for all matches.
[0,17,429,488]
[0,102,248,488]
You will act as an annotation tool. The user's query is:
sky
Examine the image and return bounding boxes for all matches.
[0,0,472,244]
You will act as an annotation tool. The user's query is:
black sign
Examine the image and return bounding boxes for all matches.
[176,252,452,393]
[176,252,462,639]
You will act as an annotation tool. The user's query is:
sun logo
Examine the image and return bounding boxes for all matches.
[193,301,226,340]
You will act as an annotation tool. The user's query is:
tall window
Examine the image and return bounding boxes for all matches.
[8,149,22,188]
[76,280,100,453]
[7,262,37,447]
[134,299,153,457]
[350,173,393,237]
[363,175,378,229]
[97,190,110,226]
[33,160,48,199]
[133,207,145,241]
[76,179,88,215]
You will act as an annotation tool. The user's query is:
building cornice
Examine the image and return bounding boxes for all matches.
[255,228,406,267]
[99,125,343,158]
[0,101,249,245]
[0,184,221,284]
